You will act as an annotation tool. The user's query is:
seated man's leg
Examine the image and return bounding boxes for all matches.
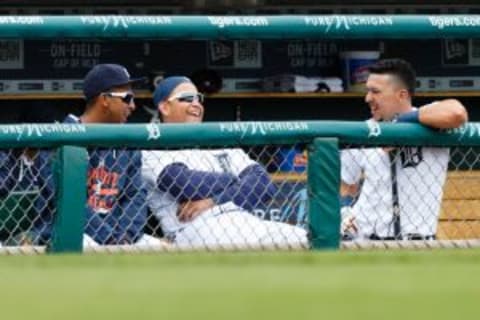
[175,210,308,250]
[83,233,99,248]
[134,234,172,248]
[260,219,308,248]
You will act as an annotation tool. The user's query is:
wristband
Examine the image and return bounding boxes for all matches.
[396,110,419,123]
[340,195,355,207]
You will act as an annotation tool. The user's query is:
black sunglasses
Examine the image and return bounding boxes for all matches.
[103,91,135,104]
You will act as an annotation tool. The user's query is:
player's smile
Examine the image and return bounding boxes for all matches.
[187,105,203,118]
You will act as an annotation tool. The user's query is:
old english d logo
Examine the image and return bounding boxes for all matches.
[400,147,423,168]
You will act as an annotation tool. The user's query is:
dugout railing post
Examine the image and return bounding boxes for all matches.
[308,138,341,250]
[48,145,88,254]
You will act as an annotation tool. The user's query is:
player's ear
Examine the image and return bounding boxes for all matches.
[158,101,170,117]
[398,88,410,101]
[100,94,111,114]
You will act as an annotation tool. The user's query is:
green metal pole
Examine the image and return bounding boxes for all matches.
[48,145,87,253]
[308,138,340,250]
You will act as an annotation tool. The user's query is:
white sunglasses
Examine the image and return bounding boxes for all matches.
[102,91,135,104]
[167,92,204,104]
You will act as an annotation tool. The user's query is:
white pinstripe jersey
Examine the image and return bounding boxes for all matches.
[141,148,256,235]
[341,146,449,237]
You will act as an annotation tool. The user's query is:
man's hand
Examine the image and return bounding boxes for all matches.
[340,207,358,239]
[341,214,358,235]
[382,147,396,153]
[178,198,215,222]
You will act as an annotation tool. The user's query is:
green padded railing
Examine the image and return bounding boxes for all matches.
[0,15,479,39]
[0,121,477,148]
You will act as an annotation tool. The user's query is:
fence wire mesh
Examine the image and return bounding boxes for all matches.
[2,143,480,254]
[141,145,309,251]
[0,149,45,249]
[0,145,310,253]
[340,144,480,248]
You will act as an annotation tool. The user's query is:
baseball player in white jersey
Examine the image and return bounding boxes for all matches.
[341,59,468,240]
[341,145,449,239]
[142,76,308,250]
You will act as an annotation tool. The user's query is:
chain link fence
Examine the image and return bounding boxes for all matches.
[140,144,309,251]
[340,144,480,249]
[0,149,46,253]
[0,144,310,253]
[2,142,480,253]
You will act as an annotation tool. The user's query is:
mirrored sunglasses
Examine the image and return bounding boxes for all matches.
[168,92,204,104]
[103,91,135,104]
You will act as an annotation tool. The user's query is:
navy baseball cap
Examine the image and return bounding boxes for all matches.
[83,64,145,101]
[153,76,192,106]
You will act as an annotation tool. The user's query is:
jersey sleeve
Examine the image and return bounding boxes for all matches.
[0,152,13,196]
[226,149,256,175]
[213,163,277,211]
[156,163,237,202]
[341,149,363,185]
[115,150,147,244]
[141,150,190,182]
[142,150,237,203]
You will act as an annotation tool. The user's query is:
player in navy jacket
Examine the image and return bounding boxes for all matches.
[32,64,150,245]
[0,150,38,197]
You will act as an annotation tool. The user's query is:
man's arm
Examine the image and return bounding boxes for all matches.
[340,148,364,207]
[157,163,237,202]
[340,182,359,207]
[418,99,468,129]
[84,208,117,244]
[213,163,278,211]
[177,198,215,222]
[31,150,56,243]
[0,152,13,196]
[115,151,147,244]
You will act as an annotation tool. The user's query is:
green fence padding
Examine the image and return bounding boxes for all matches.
[49,145,87,253]
[308,138,340,250]
[0,121,477,148]
[0,15,479,39]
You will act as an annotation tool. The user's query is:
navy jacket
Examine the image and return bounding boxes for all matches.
[33,115,147,245]
[0,151,38,197]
